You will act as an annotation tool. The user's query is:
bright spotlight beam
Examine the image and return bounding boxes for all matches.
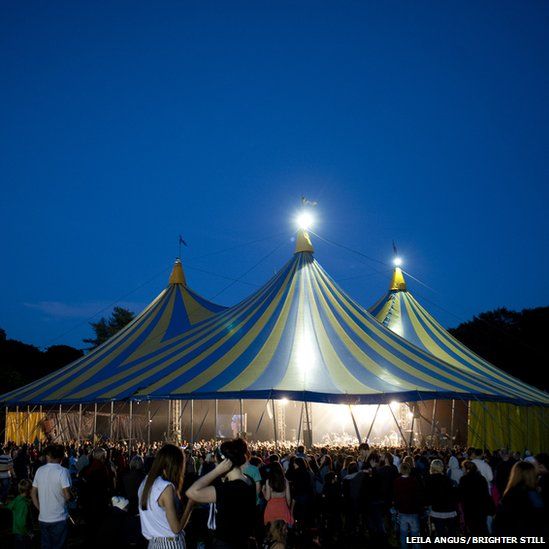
[296,212,314,230]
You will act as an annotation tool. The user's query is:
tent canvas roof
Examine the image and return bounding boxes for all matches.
[3,237,546,406]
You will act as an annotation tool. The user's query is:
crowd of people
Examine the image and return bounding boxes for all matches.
[0,438,547,548]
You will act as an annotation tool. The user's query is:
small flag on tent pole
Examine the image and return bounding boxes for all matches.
[178,235,187,259]
[301,196,318,207]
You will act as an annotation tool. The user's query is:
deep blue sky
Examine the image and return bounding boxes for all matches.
[1,2,548,349]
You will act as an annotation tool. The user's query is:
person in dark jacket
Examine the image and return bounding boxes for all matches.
[459,460,492,535]
[425,459,457,536]
[494,461,545,537]
[341,462,365,538]
[393,462,422,549]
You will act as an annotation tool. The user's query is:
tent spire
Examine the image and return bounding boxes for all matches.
[294,229,314,254]
[169,258,187,286]
[389,267,407,291]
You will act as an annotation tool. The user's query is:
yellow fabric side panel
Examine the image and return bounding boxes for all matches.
[468,402,548,453]
[5,412,45,444]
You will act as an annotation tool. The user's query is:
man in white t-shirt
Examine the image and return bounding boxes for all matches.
[31,444,72,549]
[471,448,493,492]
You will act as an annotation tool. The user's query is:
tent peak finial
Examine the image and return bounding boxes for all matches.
[294,229,314,254]
[389,267,407,291]
[169,258,187,285]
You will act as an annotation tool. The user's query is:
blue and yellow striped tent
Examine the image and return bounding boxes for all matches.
[3,232,547,408]
[0,258,226,405]
[369,267,549,450]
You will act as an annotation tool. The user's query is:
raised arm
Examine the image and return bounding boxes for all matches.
[185,459,232,504]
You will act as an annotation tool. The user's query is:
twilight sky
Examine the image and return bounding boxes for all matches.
[1,1,548,349]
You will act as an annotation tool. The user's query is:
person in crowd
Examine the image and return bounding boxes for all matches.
[471,448,493,491]
[447,454,463,486]
[493,461,545,537]
[494,449,515,502]
[0,446,15,504]
[264,519,288,549]
[31,444,72,549]
[122,455,146,515]
[186,438,256,549]
[393,461,422,549]
[458,460,492,535]
[286,456,314,531]
[263,462,293,526]
[7,479,34,548]
[138,443,186,548]
[425,458,457,536]
[80,446,114,541]
[13,445,31,482]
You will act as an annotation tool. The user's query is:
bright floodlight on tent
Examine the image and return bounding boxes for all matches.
[296,211,314,230]
[393,256,403,267]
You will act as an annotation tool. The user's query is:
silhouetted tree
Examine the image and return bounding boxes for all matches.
[83,306,135,349]
[0,330,83,394]
[449,306,549,391]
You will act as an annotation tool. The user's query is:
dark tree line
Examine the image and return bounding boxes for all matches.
[0,307,135,395]
[449,306,549,391]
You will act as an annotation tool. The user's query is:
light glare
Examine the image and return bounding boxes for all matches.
[393,256,403,267]
[296,212,314,230]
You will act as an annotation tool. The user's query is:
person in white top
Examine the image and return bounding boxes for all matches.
[471,448,493,492]
[138,444,186,549]
[31,444,72,549]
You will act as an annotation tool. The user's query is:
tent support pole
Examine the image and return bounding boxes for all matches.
[430,400,437,443]
[296,402,304,446]
[239,399,244,438]
[272,399,278,451]
[93,403,97,441]
[26,405,31,443]
[349,405,362,443]
[408,404,416,449]
[366,404,381,442]
[78,404,82,442]
[214,400,218,440]
[109,401,114,440]
[304,401,311,448]
[129,401,133,451]
[389,404,408,448]
[450,399,455,444]
[190,400,194,443]
[147,401,151,446]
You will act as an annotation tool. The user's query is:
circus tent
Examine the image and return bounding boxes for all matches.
[3,232,547,408]
[369,266,549,451]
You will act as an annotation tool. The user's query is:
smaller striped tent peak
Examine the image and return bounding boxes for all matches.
[369,268,549,405]
[0,258,226,405]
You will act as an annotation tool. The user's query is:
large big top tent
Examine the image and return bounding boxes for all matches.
[2,229,547,449]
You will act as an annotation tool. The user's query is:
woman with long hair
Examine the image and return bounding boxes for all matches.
[185,438,256,549]
[494,461,544,536]
[138,444,186,548]
[263,462,294,526]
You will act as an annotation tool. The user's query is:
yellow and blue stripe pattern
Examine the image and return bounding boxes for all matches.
[369,268,549,405]
[3,251,546,406]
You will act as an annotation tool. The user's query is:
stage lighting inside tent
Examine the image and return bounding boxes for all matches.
[279,397,289,406]
[296,211,314,230]
[393,256,403,267]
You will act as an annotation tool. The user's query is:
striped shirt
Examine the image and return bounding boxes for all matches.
[0,455,13,479]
